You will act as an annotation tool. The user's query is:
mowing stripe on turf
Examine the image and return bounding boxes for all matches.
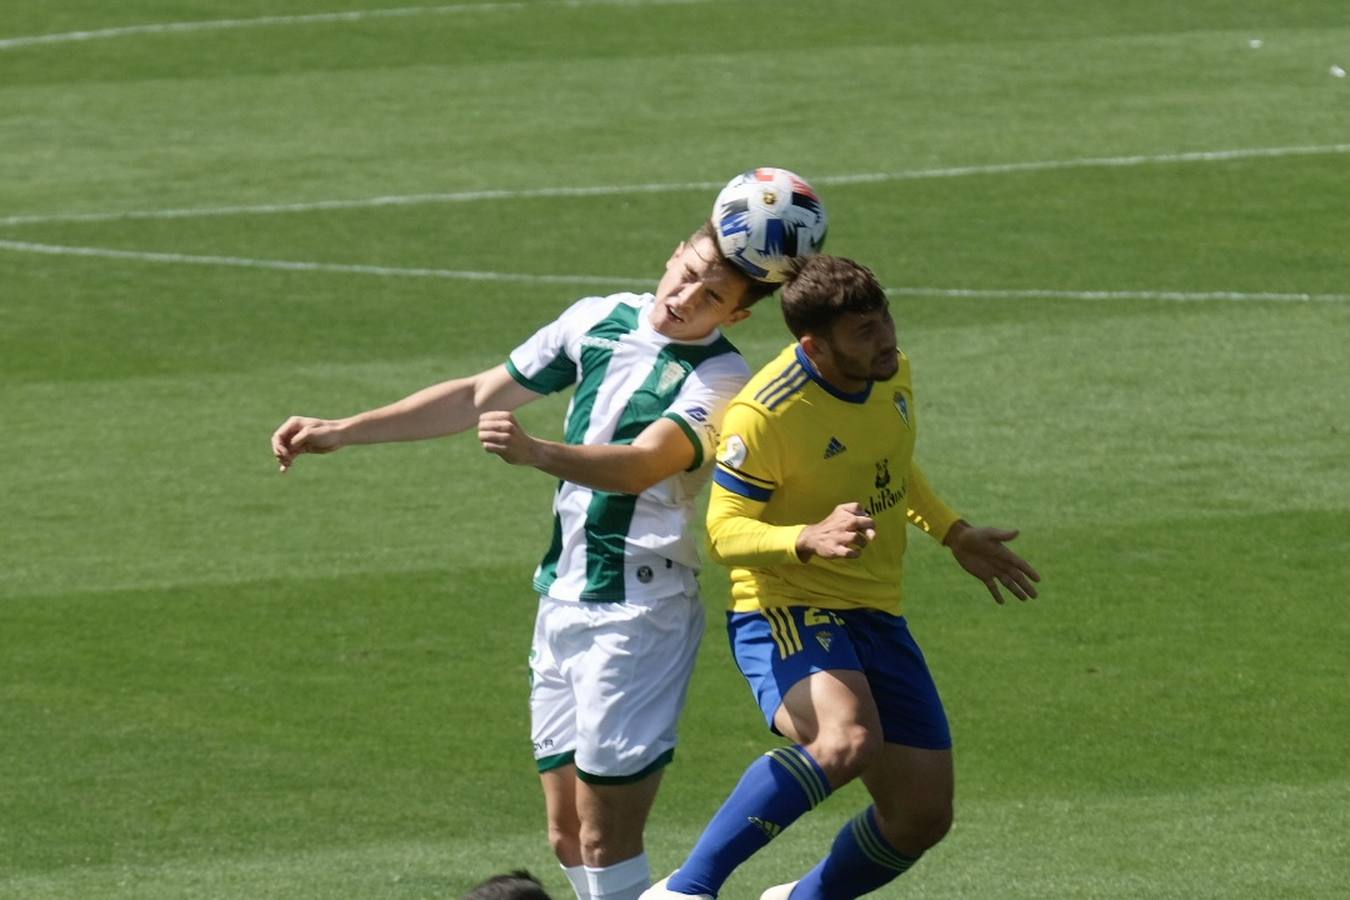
[2,144,1347,228]
[0,0,712,51]
[4,238,1345,303]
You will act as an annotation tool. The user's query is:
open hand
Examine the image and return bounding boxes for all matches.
[945,522,1041,604]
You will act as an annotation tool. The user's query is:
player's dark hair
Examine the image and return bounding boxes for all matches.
[460,870,553,900]
[690,219,780,307]
[780,254,888,338]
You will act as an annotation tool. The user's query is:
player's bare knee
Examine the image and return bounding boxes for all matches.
[874,801,952,855]
[577,824,604,865]
[904,804,953,851]
[547,820,581,863]
[918,805,953,847]
[577,821,633,868]
[809,722,881,783]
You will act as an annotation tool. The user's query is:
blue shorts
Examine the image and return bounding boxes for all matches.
[728,606,952,750]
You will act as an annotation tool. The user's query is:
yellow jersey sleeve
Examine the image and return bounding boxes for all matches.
[708,400,805,566]
[906,460,962,542]
[706,487,805,566]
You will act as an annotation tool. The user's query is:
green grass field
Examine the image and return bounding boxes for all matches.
[3,1,1348,897]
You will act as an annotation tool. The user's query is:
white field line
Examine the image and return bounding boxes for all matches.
[885,286,1350,303]
[3,238,1345,302]
[0,0,710,51]
[4,143,1348,229]
[0,181,728,227]
[0,239,649,288]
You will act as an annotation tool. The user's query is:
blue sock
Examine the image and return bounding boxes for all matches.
[667,746,831,896]
[790,806,921,900]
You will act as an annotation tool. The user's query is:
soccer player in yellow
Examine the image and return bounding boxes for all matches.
[645,256,1040,900]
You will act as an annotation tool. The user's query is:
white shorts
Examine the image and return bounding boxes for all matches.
[529,590,705,782]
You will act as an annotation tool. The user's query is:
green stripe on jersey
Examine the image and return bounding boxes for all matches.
[609,336,739,445]
[533,503,565,596]
[563,302,640,445]
[506,356,574,395]
[581,489,640,600]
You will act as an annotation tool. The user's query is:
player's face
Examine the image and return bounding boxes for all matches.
[817,305,899,384]
[650,237,752,340]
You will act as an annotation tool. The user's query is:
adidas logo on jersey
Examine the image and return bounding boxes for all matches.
[823,437,847,459]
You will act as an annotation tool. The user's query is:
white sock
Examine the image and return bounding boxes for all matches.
[585,852,651,900]
[562,863,592,900]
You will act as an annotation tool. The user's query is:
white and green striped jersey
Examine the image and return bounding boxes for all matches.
[505,292,751,603]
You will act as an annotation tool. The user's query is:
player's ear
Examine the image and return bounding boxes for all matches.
[799,332,826,365]
[726,307,751,326]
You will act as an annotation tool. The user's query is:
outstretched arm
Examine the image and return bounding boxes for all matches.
[943,520,1041,604]
[271,364,539,471]
[476,412,696,495]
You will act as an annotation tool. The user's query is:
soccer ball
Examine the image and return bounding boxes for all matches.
[712,167,828,283]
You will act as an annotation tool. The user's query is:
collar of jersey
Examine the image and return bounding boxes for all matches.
[795,344,872,404]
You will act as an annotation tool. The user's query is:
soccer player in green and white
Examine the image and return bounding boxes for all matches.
[270,219,785,900]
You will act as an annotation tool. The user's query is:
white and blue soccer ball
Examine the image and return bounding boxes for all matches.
[712,167,828,283]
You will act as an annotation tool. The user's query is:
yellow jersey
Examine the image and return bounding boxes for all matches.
[708,343,960,614]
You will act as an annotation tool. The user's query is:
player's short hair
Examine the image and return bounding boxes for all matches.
[460,870,553,900]
[780,254,887,338]
[689,220,780,307]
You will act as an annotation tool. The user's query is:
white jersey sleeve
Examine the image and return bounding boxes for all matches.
[662,352,753,471]
[505,295,625,395]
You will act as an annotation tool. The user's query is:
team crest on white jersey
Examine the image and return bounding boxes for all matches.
[719,434,748,468]
[657,360,686,394]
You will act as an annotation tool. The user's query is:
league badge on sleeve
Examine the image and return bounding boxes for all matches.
[718,434,748,469]
[893,391,910,426]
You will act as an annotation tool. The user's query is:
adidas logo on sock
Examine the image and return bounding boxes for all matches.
[747,816,783,839]
[824,437,847,459]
